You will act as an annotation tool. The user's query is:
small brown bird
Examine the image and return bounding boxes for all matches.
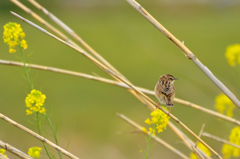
[154,74,178,114]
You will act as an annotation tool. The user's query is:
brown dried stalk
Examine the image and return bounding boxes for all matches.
[202,132,240,149]
[10,0,80,49]
[125,0,240,108]
[10,12,222,158]
[117,113,190,159]
[0,153,9,159]
[195,124,206,148]
[0,113,79,159]
[168,122,212,159]
[1,59,239,128]
[0,140,32,159]
[192,146,205,159]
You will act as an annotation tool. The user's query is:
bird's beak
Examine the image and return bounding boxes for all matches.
[174,78,179,80]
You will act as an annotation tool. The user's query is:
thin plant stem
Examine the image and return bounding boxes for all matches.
[202,132,240,149]
[192,146,205,159]
[0,153,9,159]
[18,44,33,90]
[45,114,62,159]
[0,140,32,159]
[168,122,212,159]
[195,124,205,147]
[0,113,79,159]
[145,133,152,159]
[36,112,52,159]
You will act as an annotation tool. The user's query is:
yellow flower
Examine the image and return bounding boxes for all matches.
[225,44,240,67]
[25,89,46,115]
[144,108,169,136]
[144,118,151,125]
[148,127,156,136]
[142,127,147,133]
[215,93,234,117]
[3,22,28,53]
[222,127,240,158]
[28,147,42,158]
[0,149,7,157]
[190,143,211,159]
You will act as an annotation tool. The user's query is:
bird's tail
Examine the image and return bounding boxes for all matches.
[166,97,174,107]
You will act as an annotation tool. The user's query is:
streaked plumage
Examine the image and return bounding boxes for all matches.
[154,74,178,112]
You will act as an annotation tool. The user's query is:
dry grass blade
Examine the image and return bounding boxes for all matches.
[0,140,32,159]
[117,113,190,159]
[192,146,205,159]
[168,122,212,159]
[1,59,239,127]
[0,153,9,159]
[10,11,222,159]
[202,132,240,149]
[0,113,79,159]
[125,0,240,108]
[195,124,205,147]
[10,0,81,49]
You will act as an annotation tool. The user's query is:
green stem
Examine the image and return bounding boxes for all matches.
[19,44,33,90]
[45,114,62,159]
[36,112,52,159]
[145,132,152,159]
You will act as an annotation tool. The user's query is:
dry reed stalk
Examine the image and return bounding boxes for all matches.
[202,132,240,149]
[0,153,9,159]
[0,113,79,159]
[168,122,212,159]
[10,0,80,49]
[125,0,240,109]
[10,12,222,158]
[1,59,239,127]
[0,140,32,159]
[195,124,205,147]
[117,113,190,159]
[192,146,205,159]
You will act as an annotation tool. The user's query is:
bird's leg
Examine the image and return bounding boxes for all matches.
[157,100,162,109]
[167,107,171,116]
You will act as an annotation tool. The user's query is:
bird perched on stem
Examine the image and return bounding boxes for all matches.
[154,74,178,115]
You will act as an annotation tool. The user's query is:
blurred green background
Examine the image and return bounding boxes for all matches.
[1,0,240,158]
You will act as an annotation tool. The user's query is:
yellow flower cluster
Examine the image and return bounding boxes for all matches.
[3,22,28,53]
[222,127,240,158]
[0,149,7,157]
[215,93,234,117]
[28,147,42,158]
[142,108,169,136]
[225,44,240,67]
[25,89,46,115]
[190,143,211,159]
